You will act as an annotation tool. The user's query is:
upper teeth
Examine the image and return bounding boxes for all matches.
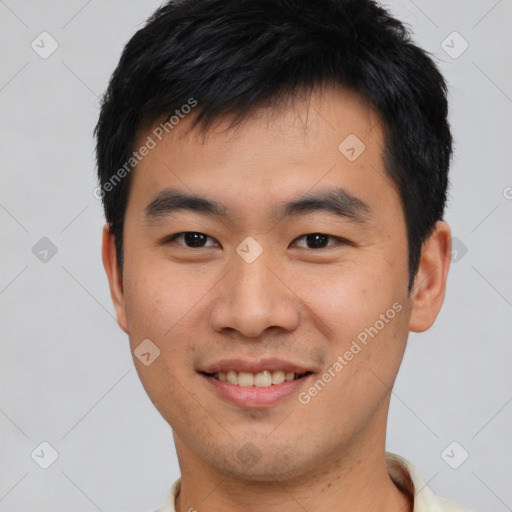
[214,370,303,387]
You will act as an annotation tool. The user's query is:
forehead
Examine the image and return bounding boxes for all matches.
[127,85,398,222]
[147,86,383,159]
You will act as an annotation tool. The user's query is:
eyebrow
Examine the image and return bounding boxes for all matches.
[144,187,370,224]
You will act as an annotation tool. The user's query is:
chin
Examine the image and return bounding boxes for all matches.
[206,441,314,483]
[225,460,306,483]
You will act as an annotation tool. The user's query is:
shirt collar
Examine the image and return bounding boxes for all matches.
[386,452,468,512]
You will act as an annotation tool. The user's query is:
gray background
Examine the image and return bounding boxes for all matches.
[1,1,511,511]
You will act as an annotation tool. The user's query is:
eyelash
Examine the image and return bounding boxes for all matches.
[163,232,350,250]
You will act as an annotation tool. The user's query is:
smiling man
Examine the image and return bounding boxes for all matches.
[95,1,467,511]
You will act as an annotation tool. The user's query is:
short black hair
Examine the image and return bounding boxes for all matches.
[95,0,452,291]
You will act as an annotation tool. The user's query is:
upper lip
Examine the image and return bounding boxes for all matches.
[199,357,317,375]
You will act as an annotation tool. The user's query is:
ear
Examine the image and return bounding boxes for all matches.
[102,224,129,333]
[409,221,451,333]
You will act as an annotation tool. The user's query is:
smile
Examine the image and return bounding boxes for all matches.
[206,370,312,387]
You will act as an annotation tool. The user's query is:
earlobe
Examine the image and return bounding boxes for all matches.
[409,221,451,333]
[101,224,129,334]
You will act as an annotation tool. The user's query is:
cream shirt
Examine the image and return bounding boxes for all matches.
[155,452,469,512]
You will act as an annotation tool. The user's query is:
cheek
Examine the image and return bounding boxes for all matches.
[296,288,409,437]
[294,259,397,334]
[295,259,409,379]
[121,261,207,424]
[123,255,207,341]
[122,257,217,400]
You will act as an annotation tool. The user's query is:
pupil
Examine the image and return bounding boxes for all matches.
[185,232,206,247]
[307,233,328,249]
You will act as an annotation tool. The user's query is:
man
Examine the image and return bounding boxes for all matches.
[95,0,468,510]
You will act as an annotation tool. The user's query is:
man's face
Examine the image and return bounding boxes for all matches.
[110,87,415,480]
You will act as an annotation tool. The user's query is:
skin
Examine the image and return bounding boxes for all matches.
[102,85,451,512]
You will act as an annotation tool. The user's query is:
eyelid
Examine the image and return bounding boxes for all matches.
[291,234,351,249]
[161,232,352,249]
[161,232,219,247]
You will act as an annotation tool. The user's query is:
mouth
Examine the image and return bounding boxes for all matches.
[202,370,313,387]
[198,359,316,408]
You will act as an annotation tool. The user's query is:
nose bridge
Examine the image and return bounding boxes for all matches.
[209,243,299,337]
[235,250,273,299]
[231,247,278,315]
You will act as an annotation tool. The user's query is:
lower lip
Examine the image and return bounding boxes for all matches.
[201,373,313,408]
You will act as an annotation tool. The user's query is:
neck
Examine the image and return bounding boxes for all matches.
[174,428,411,512]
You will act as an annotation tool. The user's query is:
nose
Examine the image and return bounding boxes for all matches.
[209,248,300,338]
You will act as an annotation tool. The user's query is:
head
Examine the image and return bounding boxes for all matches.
[97,0,452,482]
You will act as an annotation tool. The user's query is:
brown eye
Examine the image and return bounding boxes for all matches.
[293,233,343,249]
[167,232,218,248]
